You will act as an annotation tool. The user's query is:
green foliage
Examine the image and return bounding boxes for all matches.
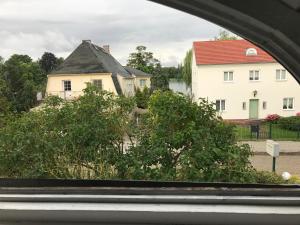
[0,88,284,184]
[135,87,151,109]
[214,30,238,40]
[39,52,64,74]
[150,67,169,92]
[278,116,300,131]
[0,85,134,178]
[160,66,182,79]
[1,54,46,112]
[127,91,255,182]
[254,171,285,184]
[182,49,192,86]
[127,46,161,74]
[287,175,300,184]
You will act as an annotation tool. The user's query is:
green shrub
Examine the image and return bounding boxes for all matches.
[278,116,300,131]
[0,86,134,179]
[254,171,285,184]
[128,90,256,183]
[135,87,151,109]
[287,175,300,184]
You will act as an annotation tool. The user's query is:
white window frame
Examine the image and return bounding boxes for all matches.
[283,97,294,110]
[92,79,103,90]
[223,71,233,82]
[139,79,147,88]
[63,80,72,91]
[276,69,287,81]
[216,99,226,112]
[249,70,260,81]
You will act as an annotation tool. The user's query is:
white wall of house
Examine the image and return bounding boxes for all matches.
[117,74,135,96]
[134,76,151,90]
[192,55,300,119]
[46,73,117,99]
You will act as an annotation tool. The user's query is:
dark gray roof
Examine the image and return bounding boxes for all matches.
[52,40,131,78]
[124,66,152,77]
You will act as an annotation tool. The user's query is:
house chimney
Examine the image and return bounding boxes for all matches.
[82,40,91,44]
[103,45,110,54]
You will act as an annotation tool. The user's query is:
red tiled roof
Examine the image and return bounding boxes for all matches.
[193,39,276,65]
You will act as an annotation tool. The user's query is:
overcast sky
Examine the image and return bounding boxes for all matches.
[0,0,224,66]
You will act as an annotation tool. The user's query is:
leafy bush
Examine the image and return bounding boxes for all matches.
[0,88,285,184]
[254,171,285,184]
[278,116,300,131]
[127,91,255,183]
[0,86,134,179]
[135,87,151,109]
[287,175,300,184]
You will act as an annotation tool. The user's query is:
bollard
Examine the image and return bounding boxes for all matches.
[266,140,280,173]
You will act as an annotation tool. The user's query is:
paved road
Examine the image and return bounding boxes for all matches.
[240,141,300,175]
[251,155,300,175]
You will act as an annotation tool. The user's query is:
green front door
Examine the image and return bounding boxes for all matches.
[249,99,259,119]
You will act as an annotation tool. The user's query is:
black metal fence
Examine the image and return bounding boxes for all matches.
[235,123,300,141]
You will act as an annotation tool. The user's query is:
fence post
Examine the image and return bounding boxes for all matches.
[269,122,272,139]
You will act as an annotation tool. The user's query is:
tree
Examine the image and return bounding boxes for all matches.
[0,56,4,68]
[0,85,134,178]
[0,87,286,184]
[150,67,169,91]
[135,86,151,109]
[39,52,64,74]
[0,77,11,116]
[160,66,182,79]
[127,46,161,74]
[182,49,192,87]
[3,54,45,112]
[214,30,238,40]
[127,91,255,182]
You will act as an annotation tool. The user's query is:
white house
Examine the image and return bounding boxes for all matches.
[192,39,300,120]
[46,40,152,99]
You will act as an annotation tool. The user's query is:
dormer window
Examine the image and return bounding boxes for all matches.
[246,48,258,56]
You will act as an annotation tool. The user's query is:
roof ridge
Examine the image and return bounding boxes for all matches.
[193,39,247,44]
[90,43,131,77]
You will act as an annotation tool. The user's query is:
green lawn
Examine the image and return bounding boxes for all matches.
[235,123,300,141]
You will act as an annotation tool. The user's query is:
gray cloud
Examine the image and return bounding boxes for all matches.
[0,0,222,66]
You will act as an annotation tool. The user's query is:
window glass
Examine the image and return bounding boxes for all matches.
[263,101,267,109]
[221,100,226,110]
[216,99,225,111]
[255,71,259,80]
[249,70,259,80]
[249,71,254,80]
[283,98,294,109]
[140,79,146,87]
[63,80,71,91]
[276,69,287,80]
[282,70,286,80]
[276,69,281,80]
[242,102,246,110]
[224,71,233,81]
[1,0,300,186]
[92,79,102,90]
[216,100,220,111]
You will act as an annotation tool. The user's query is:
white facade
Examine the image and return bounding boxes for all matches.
[192,51,300,119]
